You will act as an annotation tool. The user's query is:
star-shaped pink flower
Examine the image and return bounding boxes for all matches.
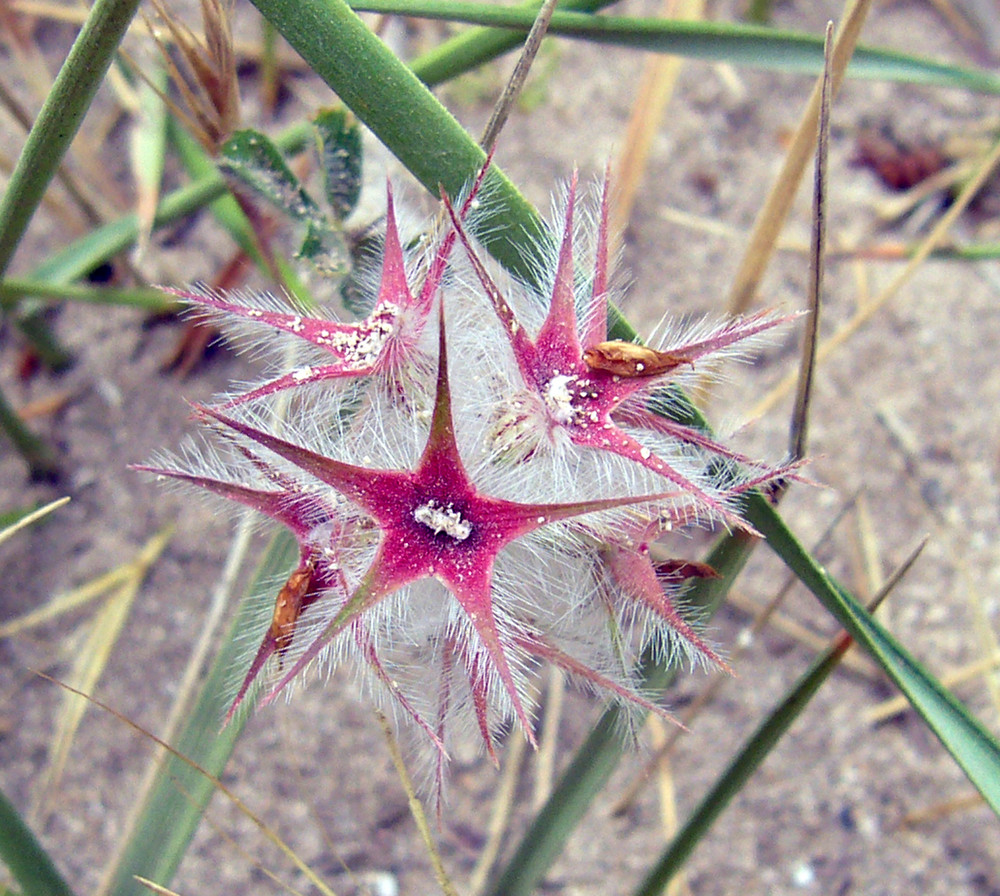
[135,442,459,746]
[183,305,678,752]
[444,175,794,529]
[172,166,490,407]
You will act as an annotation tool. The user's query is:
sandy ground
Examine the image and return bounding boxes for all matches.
[2,1,1000,894]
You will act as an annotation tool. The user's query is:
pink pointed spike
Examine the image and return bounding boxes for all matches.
[441,189,540,385]
[535,171,583,360]
[355,623,447,754]
[581,168,612,349]
[130,463,318,538]
[261,550,399,704]
[601,542,732,674]
[452,580,538,750]
[652,308,800,364]
[225,552,329,722]
[415,152,496,313]
[565,422,758,533]
[459,642,501,765]
[614,406,780,471]
[379,182,416,311]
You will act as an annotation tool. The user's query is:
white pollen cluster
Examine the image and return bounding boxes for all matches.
[321,302,399,366]
[543,374,581,425]
[413,500,473,541]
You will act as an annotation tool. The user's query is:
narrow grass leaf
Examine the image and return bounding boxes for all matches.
[0,786,75,896]
[0,568,128,638]
[0,0,143,279]
[351,1,1000,95]
[130,59,169,259]
[409,0,616,86]
[376,713,459,896]
[98,531,299,896]
[631,630,856,896]
[33,528,173,818]
[727,0,868,315]
[0,280,178,312]
[744,496,1000,815]
[631,540,924,896]
[42,667,338,896]
[0,497,69,547]
[0,387,59,481]
[132,878,185,896]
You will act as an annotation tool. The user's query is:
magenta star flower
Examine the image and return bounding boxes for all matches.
[171,167,490,408]
[147,304,679,758]
[445,175,794,529]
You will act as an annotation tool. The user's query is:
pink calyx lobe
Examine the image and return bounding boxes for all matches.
[129,455,355,716]
[192,302,679,747]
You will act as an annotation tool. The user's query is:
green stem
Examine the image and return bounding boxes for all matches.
[0,280,178,312]
[631,633,853,896]
[410,0,616,86]
[248,0,550,286]
[0,387,59,482]
[368,1,1000,94]
[0,0,143,279]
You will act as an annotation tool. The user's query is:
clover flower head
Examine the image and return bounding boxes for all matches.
[138,166,798,787]
[445,172,799,530]
[168,164,491,409]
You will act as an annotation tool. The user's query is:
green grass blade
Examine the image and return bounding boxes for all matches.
[0,786,76,896]
[744,495,1000,815]
[631,631,854,896]
[0,498,69,536]
[99,530,298,896]
[0,0,143,279]
[483,531,758,896]
[0,280,178,312]
[409,0,615,86]
[355,2,1000,95]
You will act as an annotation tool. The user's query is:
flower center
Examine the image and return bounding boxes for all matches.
[543,373,581,425]
[413,500,473,541]
[322,301,399,368]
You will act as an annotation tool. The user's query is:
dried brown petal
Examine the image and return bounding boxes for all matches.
[583,341,692,378]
